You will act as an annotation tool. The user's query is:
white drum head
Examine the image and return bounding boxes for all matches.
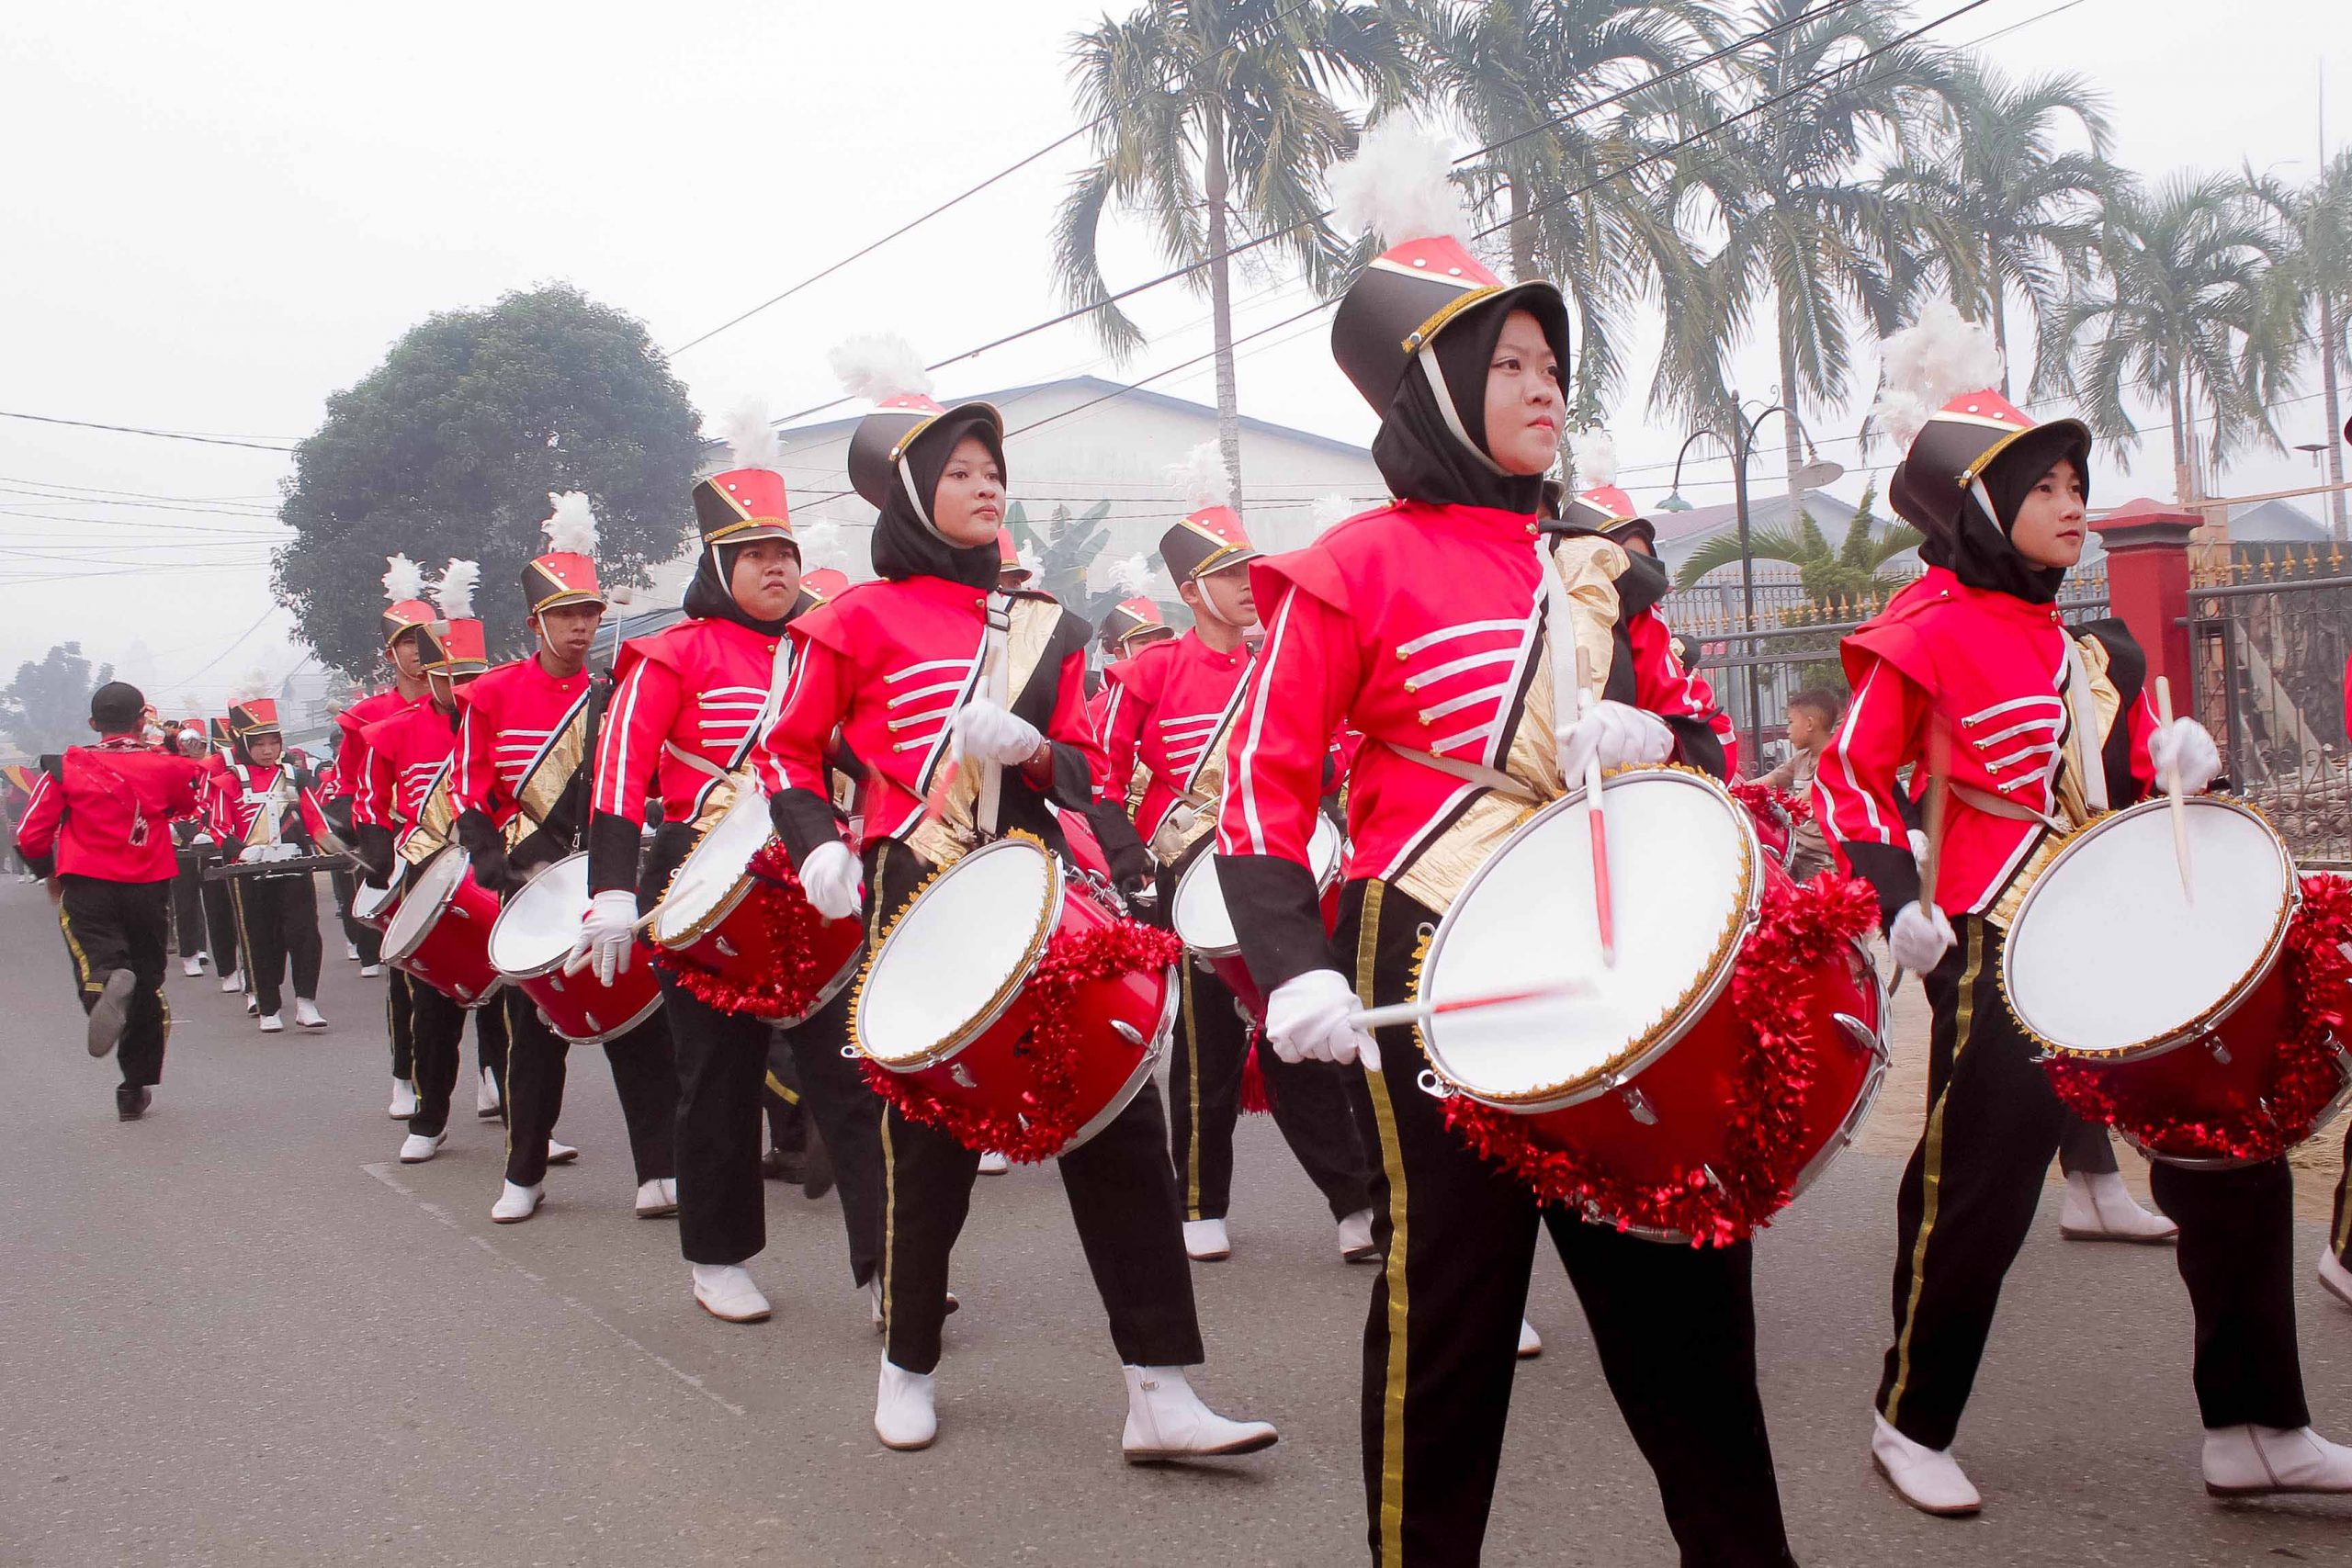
[383,848,469,962]
[2005,797,2291,1057]
[354,863,403,922]
[858,838,1056,1066]
[651,786,770,945]
[1422,771,1755,1104]
[1173,812,1340,955]
[488,853,591,978]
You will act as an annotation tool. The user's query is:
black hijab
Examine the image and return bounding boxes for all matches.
[1371,294,1551,516]
[870,410,1003,591]
[1906,423,2084,607]
[684,541,799,636]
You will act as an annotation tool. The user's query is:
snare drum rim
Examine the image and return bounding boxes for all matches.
[647,789,771,951]
[1997,794,2299,1066]
[850,834,1062,1072]
[1171,814,1341,960]
[353,859,406,921]
[380,847,471,966]
[488,852,593,982]
[1415,765,1765,1112]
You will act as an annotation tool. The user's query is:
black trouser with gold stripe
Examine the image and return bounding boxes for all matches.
[1160,865,1374,1224]
[229,872,322,1018]
[171,852,207,958]
[1878,916,2309,1449]
[2335,1123,2352,1267]
[58,874,173,1095]
[1339,878,1794,1568]
[385,966,416,1081]
[502,988,678,1189]
[331,868,382,966]
[200,863,242,980]
[406,982,508,1139]
[868,839,1204,1376]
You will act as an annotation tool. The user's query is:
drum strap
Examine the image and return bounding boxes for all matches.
[1376,739,1542,804]
[662,637,795,788]
[977,592,1012,840]
[1947,781,2068,834]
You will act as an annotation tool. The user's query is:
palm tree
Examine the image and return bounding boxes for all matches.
[1054,0,1406,508]
[1655,0,1955,499]
[2035,169,2298,498]
[1400,0,1714,422]
[1671,483,1919,609]
[2256,150,2352,537]
[1878,60,2116,393]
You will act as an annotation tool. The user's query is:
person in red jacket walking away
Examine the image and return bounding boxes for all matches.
[17,681,209,1119]
[206,696,333,1033]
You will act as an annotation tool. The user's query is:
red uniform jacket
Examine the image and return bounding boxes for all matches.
[203,759,329,852]
[17,739,207,882]
[362,701,463,838]
[452,658,594,834]
[1815,566,2157,920]
[594,617,784,831]
[335,688,424,825]
[1097,630,1250,852]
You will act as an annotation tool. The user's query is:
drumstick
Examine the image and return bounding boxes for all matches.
[1349,980,1589,1033]
[2154,675,2193,901]
[1573,646,1615,968]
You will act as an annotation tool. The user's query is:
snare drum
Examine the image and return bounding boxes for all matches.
[2003,795,2352,1168]
[352,858,405,932]
[380,848,504,1007]
[1415,767,1887,1245]
[1170,812,1344,1020]
[649,784,862,1025]
[854,835,1181,1162]
[487,853,663,1044]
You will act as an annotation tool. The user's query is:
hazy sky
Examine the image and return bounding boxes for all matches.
[4,0,2345,715]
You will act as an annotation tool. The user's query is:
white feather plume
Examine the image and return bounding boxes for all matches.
[1016,542,1042,577]
[718,403,780,469]
[540,491,599,556]
[1109,554,1157,597]
[794,519,843,570]
[1311,493,1358,529]
[1329,119,1470,245]
[829,333,935,402]
[231,671,272,705]
[1871,300,2007,448]
[433,559,480,620]
[606,583,639,608]
[381,553,424,604]
[1164,441,1235,511]
[1571,429,1619,488]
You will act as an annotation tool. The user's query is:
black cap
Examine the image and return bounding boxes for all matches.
[90,681,146,732]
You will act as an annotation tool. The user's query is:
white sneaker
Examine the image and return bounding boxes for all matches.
[180,955,205,977]
[691,1264,770,1324]
[398,1130,447,1164]
[2060,1171,2178,1244]
[491,1181,543,1224]
[635,1178,678,1218]
[1337,1207,1377,1262]
[1182,1218,1231,1261]
[1872,1413,1982,1516]
[978,1150,1010,1175]
[388,1078,419,1119]
[294,998,326,1029]
[2203,1423,2352,1496]
[256,1011,285,1033]
[359,964,384,978]
[219,971,243,994]
[2318,1249,2352,1309]
[1120,1366,1277,1461]
[1517,1317,1543,1359]
[546,1140,579,1166]
[476,1069,502,1118]
[345,940,362,962]
[876,1357,938,1450]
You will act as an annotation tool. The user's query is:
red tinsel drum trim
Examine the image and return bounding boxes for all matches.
[651,841,838,1021]
[1727,778,1809,863]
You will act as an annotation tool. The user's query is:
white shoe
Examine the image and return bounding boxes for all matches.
[876,1357,938,1450]
[359,964,384,978]
[180,955,205,977]
[256,1011,284,1033]
[491,1181,543,1224]
[388,1078,419,1119]
[294,998,326,1029]
[1337,1207,1377,1263]
[1872,1413,1982,1516]
[1517,1317,1543,1359]
[2060,1171,2178,1244]
[978,1150,1010,1175]
[476,1070,502,1118]
[219,971,243,994]
[2203,1423,2352,1496]
[2317,1249,2352,1309]
[345,940,362,962]
[635,1178,678,1218]
[398,1130,447,1164]
[1182,1218,1231,1261]
[546,1140,578,1166]
[1120,1365,1278,1461]
[244,995,258,1017]
[691,1264,770,1324]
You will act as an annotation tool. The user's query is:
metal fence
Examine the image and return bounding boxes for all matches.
[2183,572,2352,868]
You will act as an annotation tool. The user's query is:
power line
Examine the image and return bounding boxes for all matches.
[0,409,297,452]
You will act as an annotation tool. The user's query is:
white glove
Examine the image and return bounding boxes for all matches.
[1262,968,1381,1071]
[571,888,639,987]
[2149,717,2221,795]
[1889,900,1956,973]
[1908,829,1931,866]
[237,844,266,863]
[798,840,864,922]
[1555,700,1674,780]
[264,841,302,862]
[950,699,1044,767]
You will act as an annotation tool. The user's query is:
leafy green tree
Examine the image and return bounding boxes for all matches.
[1672,483,1918,607]
[2256,150,2352,536]
[0,642,115,758]
[274,284,705,675]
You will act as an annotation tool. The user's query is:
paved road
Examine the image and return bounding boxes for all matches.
[2,878,2346,1567]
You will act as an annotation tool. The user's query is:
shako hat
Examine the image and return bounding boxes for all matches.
[523,491,608,613]
[380,555,436,650]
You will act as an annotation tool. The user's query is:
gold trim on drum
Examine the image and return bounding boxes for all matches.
[1996,795,2300,1065]
[1412,764,1763,1111]
[850,832,1061,1071]
[649,800,768,952]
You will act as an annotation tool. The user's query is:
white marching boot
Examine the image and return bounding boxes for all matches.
[977,1150,1010,1175]
[398,1130,447,1164]
[2317,1248,2352,1309]
[359,964,384,978]
[546,1139,578,1166]
[1337,1207,1377,1263]
[256,1011,284,1034]
[476,1069,502,1118]
[294,998,326,1030]
[219,970,243,994]
[388,1078,419,1120]
[2059,1171,2177,1244]
[345,940,362,962]
[1119,1366,1278,1461]
[691,1264,770,1324]
[875,1357,938,1450]
[180,954,206,977]
[1872,1413,1982,1516]
[2203,1423,2352,1496]
[1182,1217,1231,1261]
[491,1181,543,1224]
[1517,1318,1542,1359]
[634,1178,678,1218]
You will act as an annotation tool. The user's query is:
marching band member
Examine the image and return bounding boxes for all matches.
[1213,130,1791,1566]
[357,563,516,1162]
[455,494,678,1225]
[756,339,1273,1460]
[17,682,208,1119]
[207,696,331,1034]
[166,718,217,978]
[1096,480,1375,1265]
[575,430,885,1326]
[197,717,248,998]
[1815,306,2352,1513]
